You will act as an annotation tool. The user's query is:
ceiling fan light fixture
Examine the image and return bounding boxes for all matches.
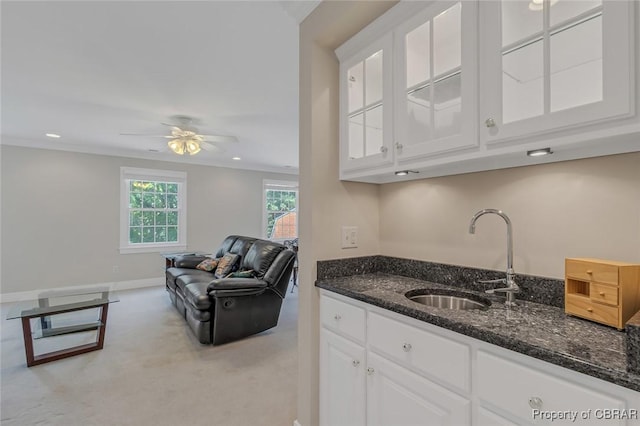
[186,140,201,155]
[168,138,201,155]
[168,139,185,155]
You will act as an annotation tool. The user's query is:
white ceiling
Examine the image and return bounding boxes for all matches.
[1,1,318,174]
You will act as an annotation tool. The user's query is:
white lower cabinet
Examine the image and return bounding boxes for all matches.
[320,329,366,426]
[367,352,470,426]
[319,291,640,426]
[476,406,520,426]
[476,350,627,426]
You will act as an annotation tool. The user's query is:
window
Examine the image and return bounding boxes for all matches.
[120,167,187,254]
[263,180,298,241]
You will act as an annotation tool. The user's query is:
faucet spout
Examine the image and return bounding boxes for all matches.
[469,209,518,306]
[469,209,513,273]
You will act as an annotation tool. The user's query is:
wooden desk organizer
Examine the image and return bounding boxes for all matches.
[565,258,640,330]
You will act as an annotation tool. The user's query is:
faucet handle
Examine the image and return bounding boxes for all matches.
[477,278,506,284]
[486,286,520,294]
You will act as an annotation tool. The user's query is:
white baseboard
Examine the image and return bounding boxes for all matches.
[0,277,164,304]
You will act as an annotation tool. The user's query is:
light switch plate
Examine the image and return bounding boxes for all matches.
[341,226,358,249]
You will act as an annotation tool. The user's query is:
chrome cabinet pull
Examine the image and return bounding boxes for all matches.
[334,314,341,320]
[529,397,543,409]
[352,360,360,367]
[380,146,388,154]
[485,118,496,128]
[402,343,412,352]
[367,367,375,375]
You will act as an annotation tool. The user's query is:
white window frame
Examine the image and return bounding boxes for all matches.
[120,167,187,254]
[262,179,299,242]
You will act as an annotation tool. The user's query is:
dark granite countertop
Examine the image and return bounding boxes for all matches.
[316,273,640,393]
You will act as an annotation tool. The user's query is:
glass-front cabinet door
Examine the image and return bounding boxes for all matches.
[394,1,478,162]
[479,0,634,144]
[340,34,394,173]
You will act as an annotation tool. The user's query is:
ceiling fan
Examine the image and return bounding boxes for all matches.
[121,116,238,155]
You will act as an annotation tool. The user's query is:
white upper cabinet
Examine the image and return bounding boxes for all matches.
[479,0,634,144]
[336,0,638,183]
[395,1,478,161]
[339,34,394,173]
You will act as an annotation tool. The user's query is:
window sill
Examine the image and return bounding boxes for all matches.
[119,243,187,255]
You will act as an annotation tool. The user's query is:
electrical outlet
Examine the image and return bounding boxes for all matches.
[341,226,358,249]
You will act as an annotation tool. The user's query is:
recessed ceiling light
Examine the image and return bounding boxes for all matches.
[232,157,241,161]
[526,148,553,157]
[395,170,419,176]
[45,133,61,138]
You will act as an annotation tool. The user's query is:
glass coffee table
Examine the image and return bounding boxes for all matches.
[6,286,119,367]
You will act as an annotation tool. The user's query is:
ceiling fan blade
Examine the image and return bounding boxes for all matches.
[199,135,238,143]
[120,133,175,138]
[161,122,186,128]
[201,141,224,152]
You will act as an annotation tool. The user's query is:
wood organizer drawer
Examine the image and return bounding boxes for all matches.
[368,311,470,393]
[565,259,618,285]
[565,258,640,330]
[320,294,366,343]
[565,294,619,326]
[589,282,618,306]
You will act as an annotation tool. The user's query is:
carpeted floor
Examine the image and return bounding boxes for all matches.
[0,285,298,426]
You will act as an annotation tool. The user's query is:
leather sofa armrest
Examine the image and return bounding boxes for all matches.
[207,278,268,298]
[210,288,267,297]
[207,278,268,292]
[174,255,209,268]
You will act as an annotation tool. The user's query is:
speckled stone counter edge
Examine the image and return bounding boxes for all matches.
[317,255,565,307]
[316,278,640,393]
[316,256,640,391]
[627,311,640,374]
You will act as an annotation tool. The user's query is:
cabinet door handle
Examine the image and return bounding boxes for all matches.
[334,314,341,321]
[352,360,360,367]
[485,118,496,128]
[402,343,412,352]
[395,142,403,150]
[367,367,375,375]
[599,291,606,296]
[380,146,388,154]
[586,270,593,274]
[587,307,594,312]
[529,397,543,409]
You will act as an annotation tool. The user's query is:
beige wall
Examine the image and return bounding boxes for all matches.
[298,2,397,426]
[380,153,640,279]
[0,145,296,295]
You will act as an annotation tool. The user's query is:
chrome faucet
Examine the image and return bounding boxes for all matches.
[469,209,519,306]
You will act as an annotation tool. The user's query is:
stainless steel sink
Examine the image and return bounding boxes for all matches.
[406,290,491,310]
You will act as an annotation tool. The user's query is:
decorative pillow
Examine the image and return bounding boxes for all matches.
[196,258,219,272]
[226,269,254,278]
[214,253,240,279]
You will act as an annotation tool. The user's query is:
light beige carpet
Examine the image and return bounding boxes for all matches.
[0,285,298,426]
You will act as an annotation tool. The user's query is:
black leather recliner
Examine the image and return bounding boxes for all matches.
[165,236,296,345]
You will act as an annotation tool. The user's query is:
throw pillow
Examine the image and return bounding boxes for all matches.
[214,253,240,279]
[226,269,255,278]
[196,258,220,272]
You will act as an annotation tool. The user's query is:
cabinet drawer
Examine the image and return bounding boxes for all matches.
[566,260,618,285]
[320,295,366,343]
[368,312,470,393]
[589,282,618,306]
[477,350,625,425]
[566,294,619,327]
